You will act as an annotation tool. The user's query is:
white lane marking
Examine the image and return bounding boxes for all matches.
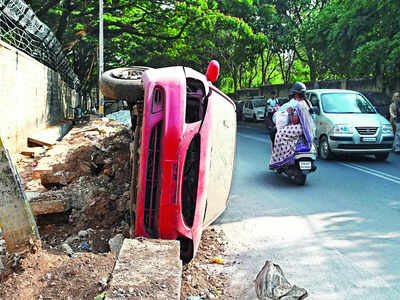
[344,162,400,181]
[340,162,400,185]
[237,133,269,143]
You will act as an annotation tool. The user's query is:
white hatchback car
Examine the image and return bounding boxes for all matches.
[307,89,394,161]
[242,98,267,121]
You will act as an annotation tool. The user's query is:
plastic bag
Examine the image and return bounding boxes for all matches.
[275,110,289,130]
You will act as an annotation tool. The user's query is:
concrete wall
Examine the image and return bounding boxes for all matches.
[0,40,76,154]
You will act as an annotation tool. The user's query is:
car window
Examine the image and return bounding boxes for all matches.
[249,102,253,109]
[321,93,376,114]
[252,99,266,108]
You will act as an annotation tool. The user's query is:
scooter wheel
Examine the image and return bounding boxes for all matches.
[294,173,307,185]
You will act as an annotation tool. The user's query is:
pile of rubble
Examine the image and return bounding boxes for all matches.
[19,117,132,250]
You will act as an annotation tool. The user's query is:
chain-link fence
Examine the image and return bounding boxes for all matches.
[0,0,81,91]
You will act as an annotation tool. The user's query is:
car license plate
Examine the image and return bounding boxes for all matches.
[362,137,377,142]
[299,161,312,170]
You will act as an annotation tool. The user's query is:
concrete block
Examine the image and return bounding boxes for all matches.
[29,198,69,216]
[106,239,182,300]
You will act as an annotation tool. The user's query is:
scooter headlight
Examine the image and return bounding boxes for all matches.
[332,124,353,135]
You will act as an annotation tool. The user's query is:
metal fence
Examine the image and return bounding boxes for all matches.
[0,0,80,91]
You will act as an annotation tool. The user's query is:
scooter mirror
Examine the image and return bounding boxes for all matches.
[313,106,320,115]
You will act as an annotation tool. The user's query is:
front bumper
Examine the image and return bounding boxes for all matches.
[329,134,394,154]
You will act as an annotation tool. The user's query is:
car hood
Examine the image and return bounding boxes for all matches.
[324,113,391,127]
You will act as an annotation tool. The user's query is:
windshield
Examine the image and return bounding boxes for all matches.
[321,93,376,114]
[252,99,266,108]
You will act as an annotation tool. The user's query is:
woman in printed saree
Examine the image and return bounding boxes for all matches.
[269,82,316,169]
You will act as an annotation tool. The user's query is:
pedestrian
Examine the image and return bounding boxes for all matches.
[389,91,400,153]
[264,92,279,147]
[266,91,277,107]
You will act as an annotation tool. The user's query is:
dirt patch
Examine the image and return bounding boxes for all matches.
[181,227,232,300]
[1,117,232,300]
[0,243,115,300]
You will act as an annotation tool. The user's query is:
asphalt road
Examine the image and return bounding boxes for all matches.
[215,121,400,300]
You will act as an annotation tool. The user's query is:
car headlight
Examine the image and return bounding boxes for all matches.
[332,124,353,134]
[382,124,393,134]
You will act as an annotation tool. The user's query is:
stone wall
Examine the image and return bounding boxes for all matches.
[0,40,77,154]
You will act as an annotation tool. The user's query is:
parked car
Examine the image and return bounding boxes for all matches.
[236,101,245,121]
[306,89,394,161]
[100,61,236,262]
[242,98,267,121]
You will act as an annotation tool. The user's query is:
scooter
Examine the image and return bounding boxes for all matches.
[267,107,317,185]
[274,144,317,185]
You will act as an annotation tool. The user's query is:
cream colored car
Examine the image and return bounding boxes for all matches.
[307,89,394,161]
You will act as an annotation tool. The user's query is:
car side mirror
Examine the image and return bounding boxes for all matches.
[313,106,320,115]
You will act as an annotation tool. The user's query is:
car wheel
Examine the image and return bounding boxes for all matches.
[100,66,151,104]
[319,136,333,160]
[374,152,389,161]
[253,114,257,122]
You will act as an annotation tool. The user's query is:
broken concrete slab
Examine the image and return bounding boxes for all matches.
[106,239,182,300]
[27,122,73,147]
[29,198,68,216]
[0,140,39,251]
[25,188,70,216]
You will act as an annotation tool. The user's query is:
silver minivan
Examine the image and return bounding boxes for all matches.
[306,89,394,161]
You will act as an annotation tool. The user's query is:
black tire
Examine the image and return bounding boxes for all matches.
[319,136,334,160]
[253,114,257,122]
[293,173,307,185]
[375,152,389,161]
[100,66,151,104]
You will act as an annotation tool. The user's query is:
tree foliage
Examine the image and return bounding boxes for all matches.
[24,0,400,95]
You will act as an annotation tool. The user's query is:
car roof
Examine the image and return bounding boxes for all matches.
[308,89,360,95]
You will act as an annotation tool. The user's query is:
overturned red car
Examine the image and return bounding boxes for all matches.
[101,61,236,261]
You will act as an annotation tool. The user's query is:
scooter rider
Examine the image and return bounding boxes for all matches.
[269,82,316,170]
